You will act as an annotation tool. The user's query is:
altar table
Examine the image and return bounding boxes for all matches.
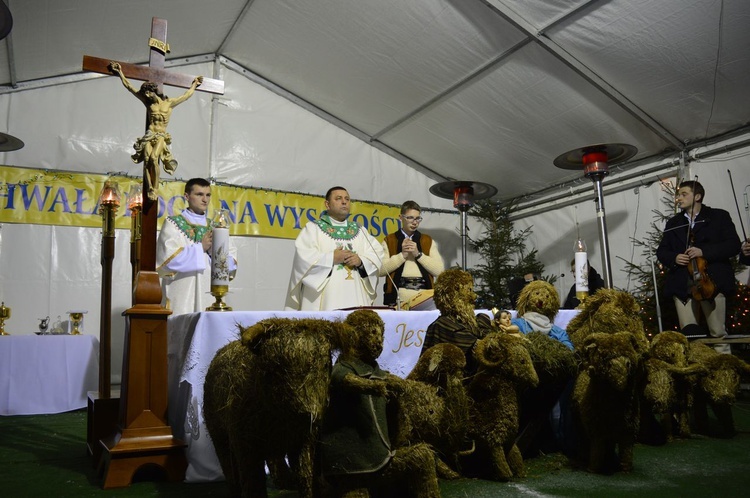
[0,334,99,415]
[167,309,578,483]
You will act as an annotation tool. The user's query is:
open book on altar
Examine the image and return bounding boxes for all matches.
[402,290,436,311]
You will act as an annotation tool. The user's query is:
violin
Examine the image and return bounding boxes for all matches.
[686,237,716,301]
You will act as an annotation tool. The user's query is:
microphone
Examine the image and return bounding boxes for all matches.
[360,226,402,310]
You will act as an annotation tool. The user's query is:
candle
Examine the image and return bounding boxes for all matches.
[574,238,589,302]
[211,226,230,288]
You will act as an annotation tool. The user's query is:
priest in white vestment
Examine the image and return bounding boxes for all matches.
[285,186,385,310]
[156,178,237,315]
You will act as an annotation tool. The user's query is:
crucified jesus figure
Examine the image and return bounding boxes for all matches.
[109,61,203,200]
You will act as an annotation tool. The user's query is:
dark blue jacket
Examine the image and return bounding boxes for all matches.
[656,205,740,301]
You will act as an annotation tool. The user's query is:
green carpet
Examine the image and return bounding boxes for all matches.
[2,398,750,497]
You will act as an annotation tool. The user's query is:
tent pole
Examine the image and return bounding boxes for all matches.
[591,174,613,288]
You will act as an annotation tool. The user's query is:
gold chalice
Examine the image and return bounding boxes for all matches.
[67,310,87,335]
[0,302,10,336]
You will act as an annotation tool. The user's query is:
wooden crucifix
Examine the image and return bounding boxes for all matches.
[83,16,224,275]
[82,17,224,489]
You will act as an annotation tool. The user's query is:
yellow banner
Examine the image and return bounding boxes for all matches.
[0,166,403,240]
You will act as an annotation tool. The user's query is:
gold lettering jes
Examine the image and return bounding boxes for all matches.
[391,322,425,353]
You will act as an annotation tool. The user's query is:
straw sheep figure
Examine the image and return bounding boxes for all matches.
[202,317,347,498]
[566,288,649,354]
[688,341,750,437]
[396,342,471,479]
[319,309,440,498]
[643,331,705,441]
[462,332,539,481]
[572,331,642,474]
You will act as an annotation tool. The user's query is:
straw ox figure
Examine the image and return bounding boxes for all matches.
[572,331,642,474]
[688,341,750,437]
[642,331,705,441]
[202,317,347,498]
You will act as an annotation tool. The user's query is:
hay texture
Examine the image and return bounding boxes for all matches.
[516,280,561,322]
[643,331,705,440]
[688,341,750,436]
[396,343,471,479]
[433,268,475,319]
[523,331,577,385]
[462,332,539,481]
[572,331,642,474]
[566,288,649,354]
[203,317,347,498]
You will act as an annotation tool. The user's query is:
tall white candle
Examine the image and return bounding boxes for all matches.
[574,238,589,301]
[211,226,230,287]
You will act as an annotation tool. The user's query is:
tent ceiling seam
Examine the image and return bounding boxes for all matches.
[371,38,530,141]
[219,56,448,184]
[217,0,257,55]
[0,54,217,95]
[508,130,750,217]
[4,27,15,88]
[481,0,684,150]
[508,165,682,221]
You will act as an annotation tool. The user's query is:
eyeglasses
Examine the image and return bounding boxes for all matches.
[402,215,423,222]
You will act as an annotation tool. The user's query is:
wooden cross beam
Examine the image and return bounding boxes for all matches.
[82,17,224,273]
[82,18,224,95]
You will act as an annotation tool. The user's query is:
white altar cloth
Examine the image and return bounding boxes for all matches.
[0,334,99,415]
[167,309,578,483]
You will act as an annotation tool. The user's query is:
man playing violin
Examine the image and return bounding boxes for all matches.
[657,180,740,354]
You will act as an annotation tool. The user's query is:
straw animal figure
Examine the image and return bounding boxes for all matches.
[566,288,649,354]
[397,343,471,479]
[688,341,750,437]
[572,331,642,474]
[319,309,440,498]
[523,331,578,386]
[643,331,705,441]
[462,332,539,481]
[202,317,347,498]
[515,280,561,324]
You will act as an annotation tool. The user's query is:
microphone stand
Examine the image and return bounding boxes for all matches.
[360,224,402,310]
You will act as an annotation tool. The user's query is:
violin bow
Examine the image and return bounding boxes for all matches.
[727,169,748,242]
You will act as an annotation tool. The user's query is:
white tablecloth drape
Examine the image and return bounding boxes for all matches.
[167,309,578,483]
[0,334,99,416]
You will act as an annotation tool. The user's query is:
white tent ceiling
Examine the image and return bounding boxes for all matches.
[1,0,749,204]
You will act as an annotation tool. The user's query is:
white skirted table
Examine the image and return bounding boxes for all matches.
[166,309,578,483]
[0,334,99,415]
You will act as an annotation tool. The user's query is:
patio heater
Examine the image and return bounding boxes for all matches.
[554,143,637,288]
[0,132,24,151]
[429,180,497,270]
